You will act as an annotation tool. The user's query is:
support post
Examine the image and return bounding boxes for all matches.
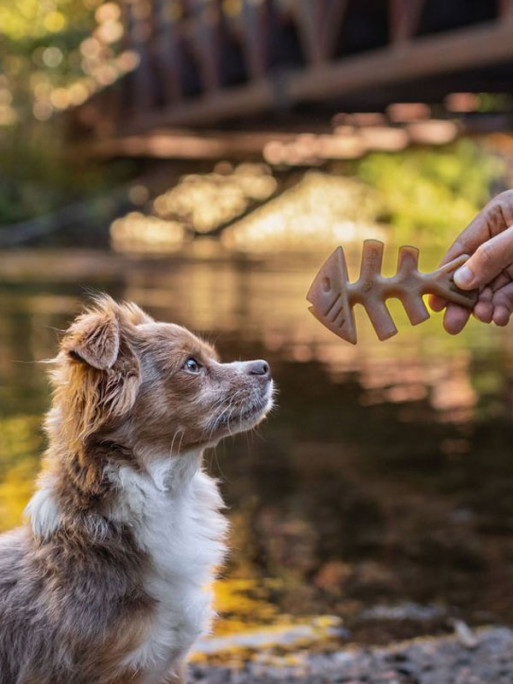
[499,0,513,17]
[154,0,183,103]
[191,0,222,93]
[296,0,348,63]
[240,0,269,80]
[389,0,425,44]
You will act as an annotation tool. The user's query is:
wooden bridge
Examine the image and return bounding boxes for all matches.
[77,0,513,149]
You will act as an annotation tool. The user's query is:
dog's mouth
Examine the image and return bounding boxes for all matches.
[208,382,274,438]
[235,395,272,425]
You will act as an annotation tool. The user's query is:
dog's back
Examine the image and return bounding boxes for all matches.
[0,522,154,684]
[0,530,32,684]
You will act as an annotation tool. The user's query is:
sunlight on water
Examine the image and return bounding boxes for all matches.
[2,247,513,652]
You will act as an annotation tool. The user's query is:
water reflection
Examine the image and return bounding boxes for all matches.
[2,247,513,649]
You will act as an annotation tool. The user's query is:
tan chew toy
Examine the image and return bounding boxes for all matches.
[307,240,478,344]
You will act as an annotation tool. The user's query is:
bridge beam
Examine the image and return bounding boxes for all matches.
[123,18,513,131]
[289,19,513,102]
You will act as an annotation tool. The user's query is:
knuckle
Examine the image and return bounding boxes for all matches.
[476,241,496,267]
[494,291,513,310]
[453,237,467,254]
[495,189,513,206]
[495,190,513,204]
[492,190,513,223]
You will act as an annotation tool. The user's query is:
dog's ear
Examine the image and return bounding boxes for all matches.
[56,301,141,444]
[64,307,120,370]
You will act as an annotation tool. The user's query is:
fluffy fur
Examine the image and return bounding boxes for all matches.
[0,296,274,684]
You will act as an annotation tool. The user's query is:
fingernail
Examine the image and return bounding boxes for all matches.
[454,266,474,288]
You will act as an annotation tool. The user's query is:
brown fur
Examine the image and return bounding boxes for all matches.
[0,296,272,684]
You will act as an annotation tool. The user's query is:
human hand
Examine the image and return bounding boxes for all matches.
[429,190,513,334]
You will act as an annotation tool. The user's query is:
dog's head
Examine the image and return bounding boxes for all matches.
[50,296,274,458]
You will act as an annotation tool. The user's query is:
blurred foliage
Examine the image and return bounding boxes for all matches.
[0,122,120,224]
[0,0,138,225]
[0,118,139,228]
[0,1,94,41]
[0,2,508,240]
[0,460,37,532]
[0,415,41,532]
[214,577,280,635]
[353,139,506,245]
[0,126,67,223]
[0,0,104,125]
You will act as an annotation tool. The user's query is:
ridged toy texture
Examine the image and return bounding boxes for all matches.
[307,240,478,344]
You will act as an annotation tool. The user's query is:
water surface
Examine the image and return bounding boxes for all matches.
[2,246,513,652]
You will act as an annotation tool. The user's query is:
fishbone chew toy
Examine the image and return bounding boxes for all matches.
[307,240,478,344]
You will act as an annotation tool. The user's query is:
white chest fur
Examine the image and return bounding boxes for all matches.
[113,451,228,680]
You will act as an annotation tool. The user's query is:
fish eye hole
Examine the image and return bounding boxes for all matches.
[183,357,202,374]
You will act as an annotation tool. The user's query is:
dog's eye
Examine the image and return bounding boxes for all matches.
[183,357,202,374]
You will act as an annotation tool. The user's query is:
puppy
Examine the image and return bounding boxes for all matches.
[0,296,273,684]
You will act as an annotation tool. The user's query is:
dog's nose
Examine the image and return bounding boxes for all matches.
[248,360,271,378]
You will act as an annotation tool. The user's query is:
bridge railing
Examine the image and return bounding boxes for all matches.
[73,0,513,137]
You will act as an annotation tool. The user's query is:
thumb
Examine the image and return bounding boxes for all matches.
[454,224,513,290]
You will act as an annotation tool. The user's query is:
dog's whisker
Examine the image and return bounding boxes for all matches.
[168,428,185,457]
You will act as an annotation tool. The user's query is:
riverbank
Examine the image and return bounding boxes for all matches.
[189,626,513,683]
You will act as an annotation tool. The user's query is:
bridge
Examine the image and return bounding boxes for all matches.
[75,0,513,158]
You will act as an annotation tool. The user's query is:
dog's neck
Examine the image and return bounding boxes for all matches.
[27,424,205,541]
[138,448,203,492]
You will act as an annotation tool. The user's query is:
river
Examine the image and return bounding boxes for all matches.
[2,245,513,652]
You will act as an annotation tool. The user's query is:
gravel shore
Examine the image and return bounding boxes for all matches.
[189,626,513,683]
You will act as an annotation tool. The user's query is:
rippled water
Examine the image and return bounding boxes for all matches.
[2,246,513,651]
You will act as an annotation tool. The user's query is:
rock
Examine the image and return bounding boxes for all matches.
[188,626,513,683]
